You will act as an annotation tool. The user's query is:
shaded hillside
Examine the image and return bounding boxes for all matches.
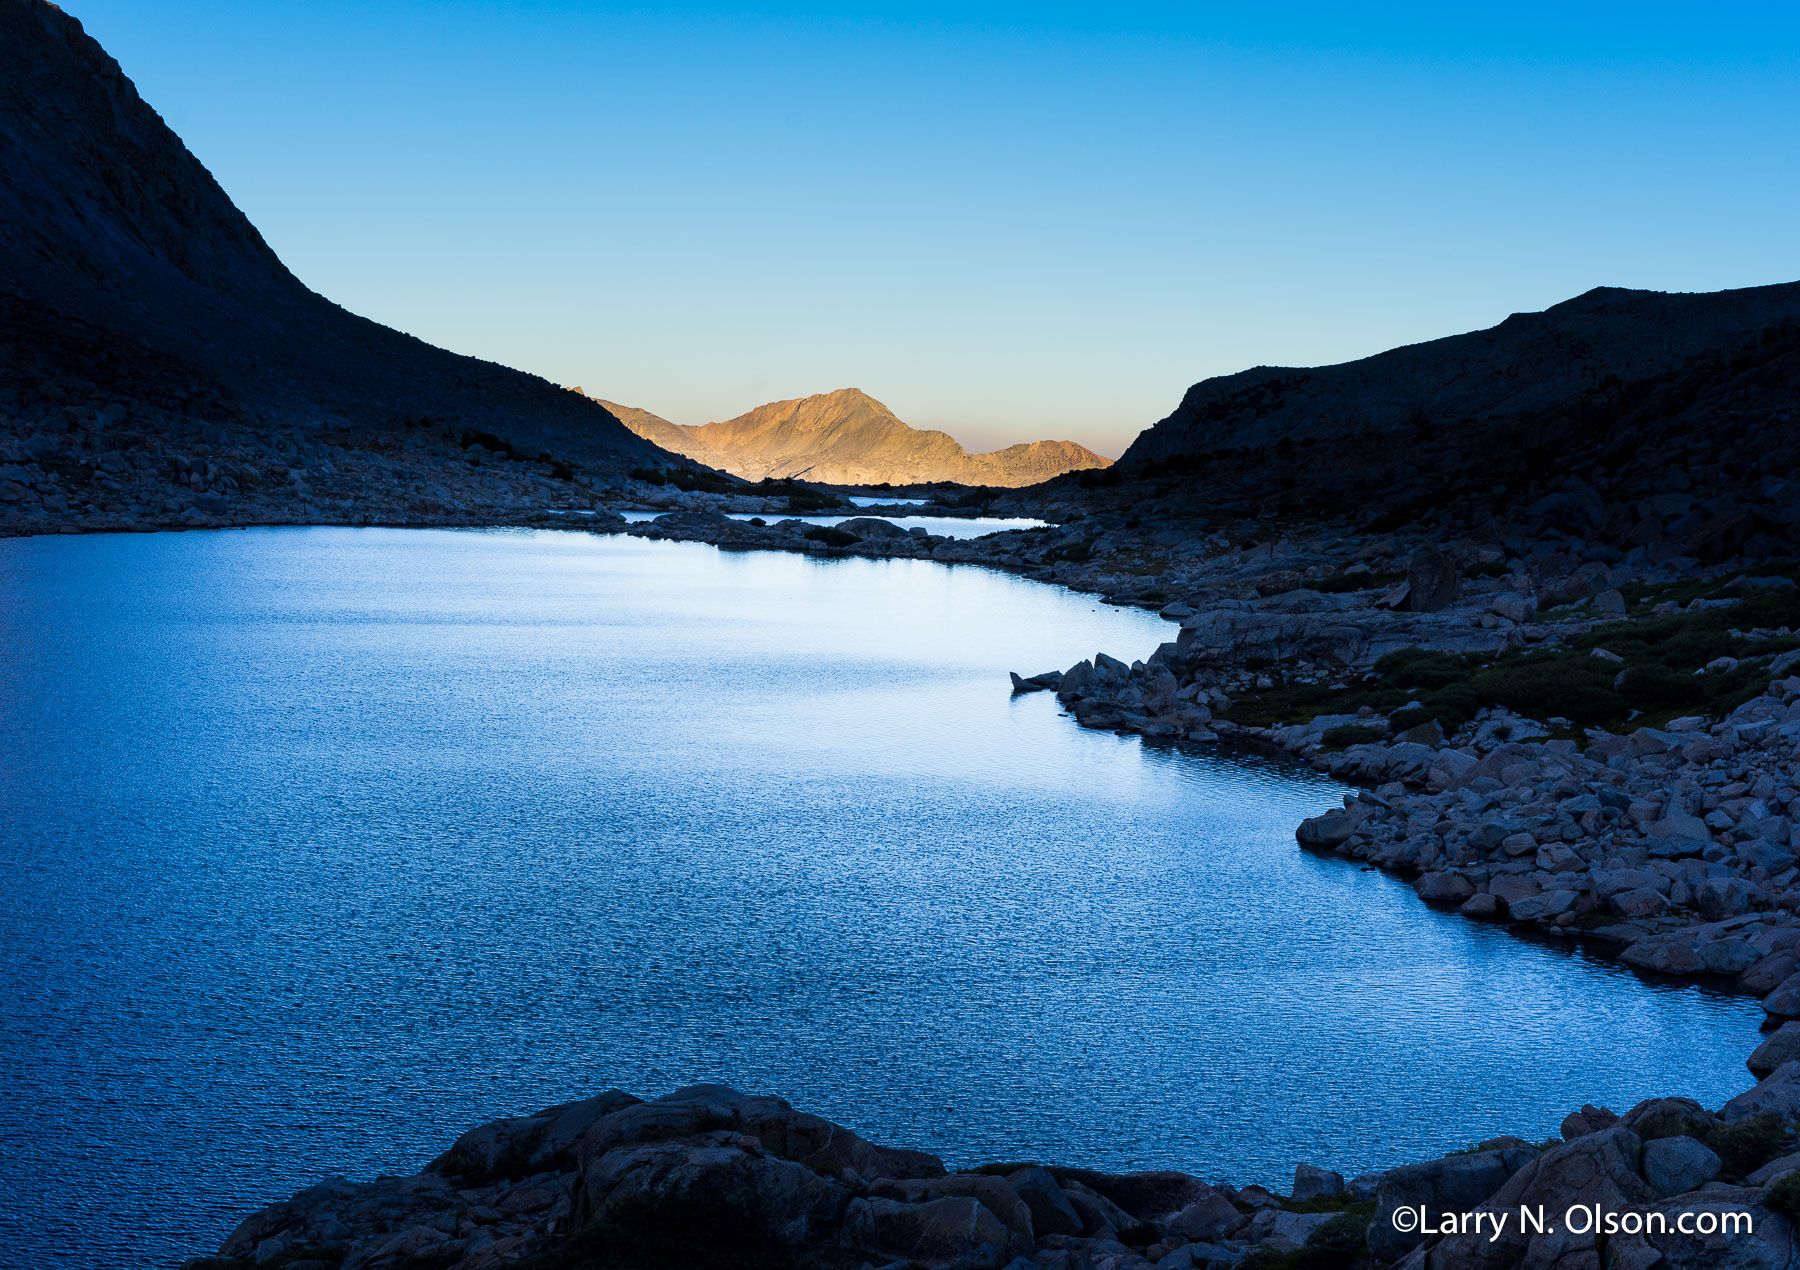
[0,0,659,468]
[601,387,1110,486]
[1125,282,1800,463]
[1040,281,1800,568]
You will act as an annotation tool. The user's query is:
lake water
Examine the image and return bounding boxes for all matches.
[0,528,1767,1268]
[615,510,1049,537]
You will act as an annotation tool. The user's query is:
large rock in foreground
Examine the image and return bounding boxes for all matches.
[183,1077,1800,1270]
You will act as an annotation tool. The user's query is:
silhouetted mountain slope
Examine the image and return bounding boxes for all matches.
[1124,282,1800,464]
[0,0,658,466]
[1048,282,1799,566]
[601,387,1110,486]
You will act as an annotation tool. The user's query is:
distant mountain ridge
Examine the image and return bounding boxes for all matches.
[597,388,1111,487]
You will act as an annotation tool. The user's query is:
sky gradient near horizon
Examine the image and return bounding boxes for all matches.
[69,1,1800,457]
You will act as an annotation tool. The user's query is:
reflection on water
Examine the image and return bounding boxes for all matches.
[0,528,1764,1267]
[616,509,1048,537]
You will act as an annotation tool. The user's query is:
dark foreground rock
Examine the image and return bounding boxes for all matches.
[185,1075,1800,1270]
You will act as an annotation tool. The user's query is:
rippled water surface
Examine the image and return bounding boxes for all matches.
[0,528,1766,1267]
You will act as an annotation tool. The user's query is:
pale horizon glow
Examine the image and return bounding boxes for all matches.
[64,1,1800,458]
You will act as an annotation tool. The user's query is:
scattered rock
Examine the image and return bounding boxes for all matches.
[1296,811,1355,848]
[1749,1023,1800,1076]
[1640,1135,1722,1196]
[1720,1062,1800,1125]
[1406,545,1458,613]
[1291,1162,1345,1203]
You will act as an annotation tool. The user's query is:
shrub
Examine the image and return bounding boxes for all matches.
[629,467,667,486]
[460,428,520,457]
[1706,665,1778,717]
[1616,663,1703,711]
[1373,649,1471,691]
[1297,1204,1375,1267]
[1234,1206,1372,1270]
[1631,1106,1715,1142]
[802,526,858,548]
[1388,682,1482,735]
[1769,1171,1800,1219]
[1388,707,1434,732]
[1704,1114,1794,1181]
[1321,724,1384,749]
[1652,629,1737,670]
[1422,682,1483,732]
[656,467,739,495]
[754,478,844,511]
[785,490,842,512]
[1477,656,1620,726]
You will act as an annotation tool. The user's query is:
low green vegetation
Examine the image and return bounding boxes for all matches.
[1768,1171,1800,1220]
[756,478,846,511]
[803,526,859,548]
[1227,583,1800,734]
[1239,1203,1375,1270]
[1704,1114,1795,1183]
[1614,563,1797,616]
[668,468,739,495]
[1321,724,1385,749]
[1045,537,1096,564]
[455,429,576,478]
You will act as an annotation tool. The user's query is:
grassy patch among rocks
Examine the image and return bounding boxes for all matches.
[1238,1203,1376,1270]
[1227,586,1800,734]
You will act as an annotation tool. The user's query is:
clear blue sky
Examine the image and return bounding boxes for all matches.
[69,2,1800,456]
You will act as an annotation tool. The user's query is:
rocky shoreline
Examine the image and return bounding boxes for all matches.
[183,1076,1800,1270]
